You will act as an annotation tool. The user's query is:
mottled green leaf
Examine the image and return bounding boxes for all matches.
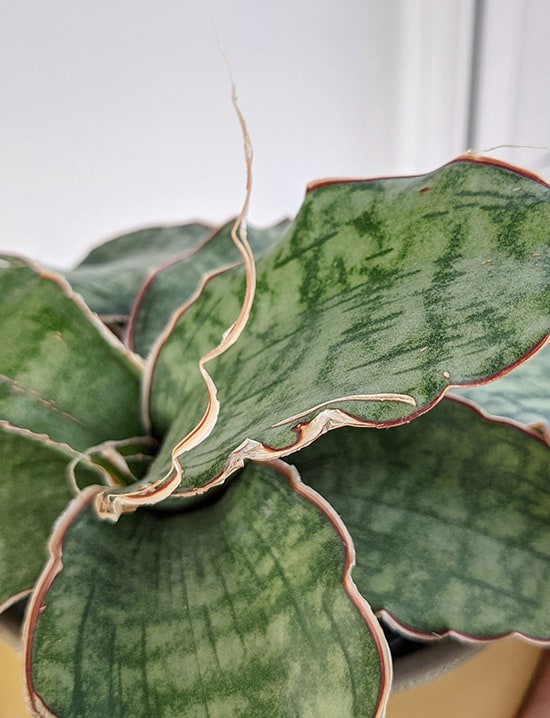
[0,424,102,611]
[26,463,389,718]
[131,158,550,505]
[450,339,550,435]
[65,223,213,317]
[0,256,145,451]
[292,398,550,640]
[128,220,290,357]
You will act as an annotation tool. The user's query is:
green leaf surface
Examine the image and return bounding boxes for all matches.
[128,220,290,357]
[139,158,550,501]
[450,339,550,435]
[26,463,389,718]
[0,256,145,451]
[292,398,550,640]
[0,424,102,611]
[64,223,213,317]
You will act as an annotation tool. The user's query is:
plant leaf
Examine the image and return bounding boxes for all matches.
[64,223,213,318]
[101,157,550,515]
[0,256,145,451]
[450,339,550,436]
[0,423,103,612]
[291,397,550,641]
[128,220,290,357]
[25,463,390,718]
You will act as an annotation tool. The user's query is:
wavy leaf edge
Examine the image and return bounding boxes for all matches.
[305,152,550,193]
[95,152,550,519]
[23,486,102,718]
[98,328,549,518]
[125,220,241,353]
[378,607,550,649]
[95,86,258,521]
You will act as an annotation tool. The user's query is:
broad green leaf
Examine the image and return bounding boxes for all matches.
[117,157,549,509]
[291,398,550,640]
[128,220,290,357]
[64,222,213,317]
[26,463,389,718]
[0,424,102,611]
[450,339,550,435]
[0,256,145,451]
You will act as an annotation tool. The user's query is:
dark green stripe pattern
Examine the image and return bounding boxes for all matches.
[144,159,550,495]
[129,220,290,357]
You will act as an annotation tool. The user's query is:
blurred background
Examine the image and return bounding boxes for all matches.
[1,0,549,268]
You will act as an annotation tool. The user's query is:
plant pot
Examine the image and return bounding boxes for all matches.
[387,636,542,718]
[0,638,28,718]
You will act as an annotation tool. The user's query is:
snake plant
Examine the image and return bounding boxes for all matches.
[0,155,548,717]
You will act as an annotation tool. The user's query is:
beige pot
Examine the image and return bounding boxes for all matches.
[0,639,28,718]
[387,637,542,718]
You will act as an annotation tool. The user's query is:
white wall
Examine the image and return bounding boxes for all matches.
[1,1,548,268]
[469,0,550,178]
